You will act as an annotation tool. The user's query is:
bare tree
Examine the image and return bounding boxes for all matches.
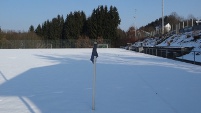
[187,14,197,21]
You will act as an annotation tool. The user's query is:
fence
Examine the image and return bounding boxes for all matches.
[131,46,201,65]
[179,51,201,65]
[0,39,111,49]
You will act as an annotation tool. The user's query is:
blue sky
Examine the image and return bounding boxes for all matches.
[0,0,200,31]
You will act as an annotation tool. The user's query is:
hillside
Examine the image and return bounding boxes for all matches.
[132,30,201,62]
[157,31,201,50]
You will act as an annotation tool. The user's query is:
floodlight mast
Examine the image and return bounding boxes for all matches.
[134,9,137,38]
[162,0,164,35]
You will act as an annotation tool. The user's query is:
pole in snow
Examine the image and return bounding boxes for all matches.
[90,42,98,110]
[92,56,96,110]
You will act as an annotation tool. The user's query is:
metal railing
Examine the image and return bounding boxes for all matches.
[131,47,201,65]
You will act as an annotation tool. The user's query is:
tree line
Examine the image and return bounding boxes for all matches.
[2,5,198,48]
[32,5,121,47]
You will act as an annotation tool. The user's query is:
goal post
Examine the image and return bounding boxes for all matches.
[97,44,109,48]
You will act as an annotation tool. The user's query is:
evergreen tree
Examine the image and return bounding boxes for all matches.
[88,9,98,39]
[29,25,34,32]
[63,11,86,39]
[35,24,42,36]
[50,15,64,40]
[34,5,121,47]
[88,5,121,46]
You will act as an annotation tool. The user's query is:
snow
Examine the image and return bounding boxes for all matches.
[0,49,201,113]
[157,32,201,48]
[133,30,201,62]
[158,32,201,62]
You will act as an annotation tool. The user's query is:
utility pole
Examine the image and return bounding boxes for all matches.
[162,0,164,35]
[192,19,193,27]
[134,9,137,38]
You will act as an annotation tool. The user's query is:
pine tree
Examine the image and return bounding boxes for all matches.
[88,5,121,46]
[29,25,34,32]
[33,5,121,47]
[35,24,42,36]
[63,11,86,39]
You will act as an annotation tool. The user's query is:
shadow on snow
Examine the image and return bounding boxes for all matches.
[0,52,201,113]
[0,55,93,113]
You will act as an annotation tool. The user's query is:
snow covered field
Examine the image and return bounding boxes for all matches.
[0,48,201,113]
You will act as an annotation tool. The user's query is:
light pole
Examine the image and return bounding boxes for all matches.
[134,9,137,38]
[162,0,164,35]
